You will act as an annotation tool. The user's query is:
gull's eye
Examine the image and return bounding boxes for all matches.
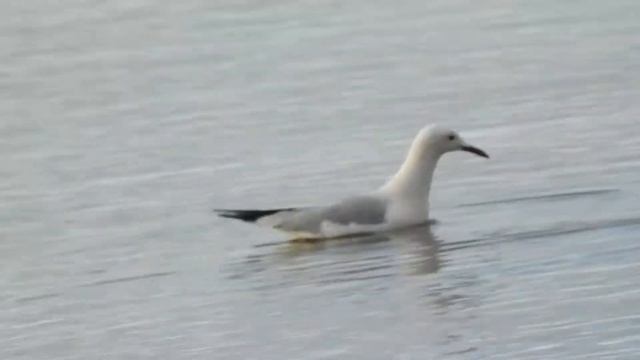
[448,134,456,141]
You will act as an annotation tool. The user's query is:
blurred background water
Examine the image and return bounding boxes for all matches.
[2,0,640,359]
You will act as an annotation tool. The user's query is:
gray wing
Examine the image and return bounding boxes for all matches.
[276,195,388,234]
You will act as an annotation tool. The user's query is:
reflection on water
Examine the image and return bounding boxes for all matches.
[227,224,441,284]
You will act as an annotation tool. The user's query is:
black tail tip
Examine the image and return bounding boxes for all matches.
[214,208,293,223]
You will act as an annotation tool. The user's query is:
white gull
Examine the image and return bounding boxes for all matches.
[215,125,489,239]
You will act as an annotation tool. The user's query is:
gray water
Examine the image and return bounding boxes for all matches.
[3,0,640,359]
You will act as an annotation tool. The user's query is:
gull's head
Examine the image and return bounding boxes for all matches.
[415,125,489,159]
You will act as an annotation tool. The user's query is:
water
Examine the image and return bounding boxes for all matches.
[2,0,640,358]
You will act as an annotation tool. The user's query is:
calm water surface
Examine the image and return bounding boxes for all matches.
[2,0,640,359]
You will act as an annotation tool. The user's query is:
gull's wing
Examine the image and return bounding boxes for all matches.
[215,195,389,238]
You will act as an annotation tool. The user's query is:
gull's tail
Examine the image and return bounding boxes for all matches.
[214,208,298,223]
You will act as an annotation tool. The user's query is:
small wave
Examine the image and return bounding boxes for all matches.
[459,188,619,208]
[80,271,175,288]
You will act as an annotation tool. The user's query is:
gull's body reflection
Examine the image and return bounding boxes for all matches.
[274,224,442,276]
[227,224,443,288]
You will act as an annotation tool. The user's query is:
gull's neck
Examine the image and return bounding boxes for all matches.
[380,138,441,203]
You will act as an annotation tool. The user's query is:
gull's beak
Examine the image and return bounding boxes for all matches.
[461,144,489,158]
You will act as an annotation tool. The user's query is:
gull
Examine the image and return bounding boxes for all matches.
[215,125,489,239]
